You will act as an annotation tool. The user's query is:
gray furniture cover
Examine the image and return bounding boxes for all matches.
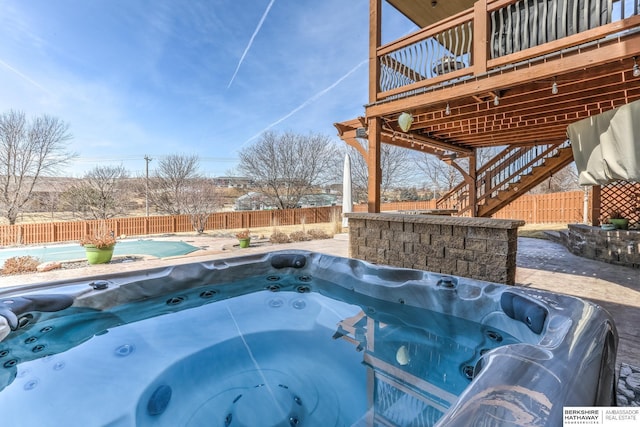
[568,99,640,185]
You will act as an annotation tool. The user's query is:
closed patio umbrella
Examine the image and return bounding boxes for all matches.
[342,154,352,228]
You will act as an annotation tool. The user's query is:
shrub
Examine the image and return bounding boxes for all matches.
[269,229,291,244]
[2,256,40,275]
[307,228,332,240]
[289,231,312,242]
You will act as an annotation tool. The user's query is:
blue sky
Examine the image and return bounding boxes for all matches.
[0,0,415,177]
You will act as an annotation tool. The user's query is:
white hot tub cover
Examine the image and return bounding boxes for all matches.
[568,99,640,185]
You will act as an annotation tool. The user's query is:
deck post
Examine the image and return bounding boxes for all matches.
[367,0,382,213]
[591,185,602,226]
[468,149,478,217]
[473,0,489,75]
[367,117,382,213]
[369,0,381,103]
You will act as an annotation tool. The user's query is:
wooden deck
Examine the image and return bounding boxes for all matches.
[337,0,640,214]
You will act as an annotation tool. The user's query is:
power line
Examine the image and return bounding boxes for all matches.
[73,155,238,163]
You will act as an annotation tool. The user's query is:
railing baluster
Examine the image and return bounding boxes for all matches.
[491,11,498,59]
[524,0,531,49]
[452,29,460,69]
[501,6,508,56]
[465,21,473,64]
[419,42,427,79]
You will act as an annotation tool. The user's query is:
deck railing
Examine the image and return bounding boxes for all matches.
[377,0,639,100]
[379,15,474,95]
[436,140,572,215]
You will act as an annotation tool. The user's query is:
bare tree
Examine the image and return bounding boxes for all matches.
[346,144,417,203]
[529,163,580,194]
[63,165,131,220]
[181,178,222,233]
[149,154,200,215]
[414,154,462,196]
[238,131,340,209]
[415,146,502,197]
[146,154,221,231]
[0,110,76,224]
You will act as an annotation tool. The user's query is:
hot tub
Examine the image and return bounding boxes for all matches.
[0,250,617,426]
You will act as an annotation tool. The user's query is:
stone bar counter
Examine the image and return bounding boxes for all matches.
[345,213,525,285]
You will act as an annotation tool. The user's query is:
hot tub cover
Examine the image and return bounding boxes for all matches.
[568,99,640,185]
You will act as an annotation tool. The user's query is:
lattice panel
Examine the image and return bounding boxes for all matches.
[599,181,640,229]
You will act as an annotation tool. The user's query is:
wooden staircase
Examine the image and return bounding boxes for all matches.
[437,142,574,217]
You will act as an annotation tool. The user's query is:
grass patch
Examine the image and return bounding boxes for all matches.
[517,223,569,239]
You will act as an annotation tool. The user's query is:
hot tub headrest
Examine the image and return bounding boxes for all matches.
[270,254,307,269]
[500,292,548,334]
[0,294,74,330]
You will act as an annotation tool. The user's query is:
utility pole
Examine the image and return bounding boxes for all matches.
[144,155,152,216]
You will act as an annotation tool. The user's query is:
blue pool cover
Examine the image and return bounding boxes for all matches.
[0,240,200,265]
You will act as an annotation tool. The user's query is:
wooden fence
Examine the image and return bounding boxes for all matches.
[491,191,588,223]
[0,206,342,246]
[354,191,588,224]
[0,191,592,247]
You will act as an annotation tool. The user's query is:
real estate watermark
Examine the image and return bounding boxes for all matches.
[563,407,640,426]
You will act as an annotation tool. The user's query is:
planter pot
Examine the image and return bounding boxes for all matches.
[84,244,115,264]
[238,238,251,249]
[609,218,629,230]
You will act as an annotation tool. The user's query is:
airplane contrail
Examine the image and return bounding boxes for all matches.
[0,59,52,95]
[227,0,276,89]
[241,58,368,146]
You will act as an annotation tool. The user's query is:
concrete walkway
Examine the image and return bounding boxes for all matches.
[1,233,638,385]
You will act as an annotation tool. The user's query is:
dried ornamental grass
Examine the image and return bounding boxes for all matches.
[80,225,117,249]
[269,230,291,244]
[307,229,331,239]
[2,256,40,275]
[289,231,312,242]
[235,229,251,239]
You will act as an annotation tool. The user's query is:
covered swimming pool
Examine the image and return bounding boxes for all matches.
[0,240,200,265]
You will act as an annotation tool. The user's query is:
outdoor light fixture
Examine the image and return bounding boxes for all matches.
[551,77,558,94]
[445,103,451,115]
[398,112,413,132]
[633,57,640,77]
[355,127,368,138]
[493,95,500,106]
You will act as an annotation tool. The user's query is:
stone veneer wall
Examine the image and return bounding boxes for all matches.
[564,224,640,268]
[345,213,525,285]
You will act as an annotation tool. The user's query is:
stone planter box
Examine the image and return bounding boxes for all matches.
[564,224,639,268]
[345,213,524,285]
